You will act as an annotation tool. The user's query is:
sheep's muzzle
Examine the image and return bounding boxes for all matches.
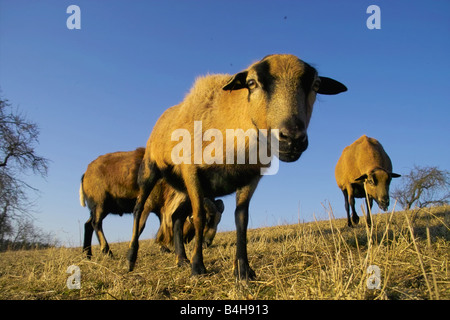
[377,196,390,211]
[277,134,308,162]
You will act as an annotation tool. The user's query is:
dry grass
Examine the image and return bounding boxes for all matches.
[0,205,448,300]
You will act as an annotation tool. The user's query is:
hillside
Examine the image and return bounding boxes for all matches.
[0,205,448,300]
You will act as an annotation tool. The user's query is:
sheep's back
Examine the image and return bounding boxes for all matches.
[147,73,253,169]
[83,148,145,202]
[335,135,392,189]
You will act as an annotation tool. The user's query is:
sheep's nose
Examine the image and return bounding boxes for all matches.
[279,127,306,142]
[278,128,308,155]
[279,119,307,144]
[379,196,390,211]
[277,119,308,162]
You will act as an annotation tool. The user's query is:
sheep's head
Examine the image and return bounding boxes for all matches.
[355,169,401,211]
[203,199,224,247]
[223,54,347,162]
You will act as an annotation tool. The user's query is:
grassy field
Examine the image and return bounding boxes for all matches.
[0,205,448,300]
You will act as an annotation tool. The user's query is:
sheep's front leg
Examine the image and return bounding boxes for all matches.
[342,189,352,227]
[365,197,374,227]
[234,178,260,280]
[83,216,94,258]
[172,202,190,266]
[345,186,359,226]
[180,164,206,276]
[127,161,160,271]
[349,195,359,226]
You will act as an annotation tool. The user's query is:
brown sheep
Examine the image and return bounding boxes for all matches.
[335,135,401,227]
[79,147,223,265]
[128,54,347,279]
[155,190,224,251]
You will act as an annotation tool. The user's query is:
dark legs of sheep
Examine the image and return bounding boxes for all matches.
[343,189,359,227]
[234,181,258,280]
[95,218,112,256]
[83,216,94,258]
[127,162,160,271]
[365,197,374,227]
[128,197,150,271]
[349,196,360,226]
[234,203,255,280]
[127,196,155,270]
[172,204,190,266]
[180,165,207,276]
[84,210,113,258]
[190,201,207,276]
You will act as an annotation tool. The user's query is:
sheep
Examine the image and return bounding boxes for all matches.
[155,191,224,251]
[335,135,401,227]
[79,147,223,265]
[128,54,347,279]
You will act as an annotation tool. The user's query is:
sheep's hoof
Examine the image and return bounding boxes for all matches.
[159,245,171,253]
[191,261,207,276]
[176,257,190,267]
[84,252,93,260]
[351,214,360,226]
[126,248,138,272]
[127,261,136,272]
[103,249,114,258]
[234,259,256,281]
[203,240,212,248]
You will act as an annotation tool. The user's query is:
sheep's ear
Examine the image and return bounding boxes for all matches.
[355,174,368,182]
[317,76,347,95]
[222,71,248,91]
[391,173,401,178]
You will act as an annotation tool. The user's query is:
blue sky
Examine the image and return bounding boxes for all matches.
[0,0,449,247]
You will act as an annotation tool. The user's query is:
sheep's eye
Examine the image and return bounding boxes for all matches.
[247,79,257,90]
[367,179,375,186]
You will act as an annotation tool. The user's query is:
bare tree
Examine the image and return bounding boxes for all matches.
[392,165,450,210]
[0,96,50,248]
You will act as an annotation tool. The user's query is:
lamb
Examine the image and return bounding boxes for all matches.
[128,54,347,279]
[335,135,401,227]
[79,147,223,265]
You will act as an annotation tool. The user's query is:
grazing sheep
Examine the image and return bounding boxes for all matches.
[156,194,224,251]
[335,135,401,227]
[80,147,223,265]
[129,54,347,279]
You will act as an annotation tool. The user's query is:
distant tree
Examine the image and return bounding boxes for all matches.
[392,165,450,210]
[0,96,50,248]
